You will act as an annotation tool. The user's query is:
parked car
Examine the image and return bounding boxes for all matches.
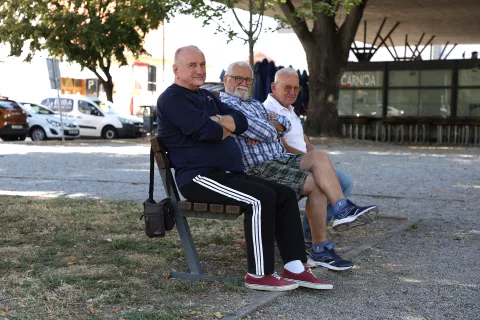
[19,102,80,141]
[133,105,158,135]
[89,98,145,138]
[40,95,139,139]
[0,96,28,141]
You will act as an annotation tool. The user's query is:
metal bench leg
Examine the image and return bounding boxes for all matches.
[349,124,353,139]
[174,212,202,274]
[168,210,232,281]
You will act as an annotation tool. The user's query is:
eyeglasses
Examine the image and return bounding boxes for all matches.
[225,75,254,85]
[276,83,302,93]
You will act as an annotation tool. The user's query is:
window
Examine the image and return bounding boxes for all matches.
[42,98,73,112]
[78,100,103,116]
[388,88,451,117]
[389,71,419,87]
[420,70,452,86]
[420,89,451,117]
[339,71,383,117]
[388,89,417,116]
[457,89,480,117]
[353,89,383,117]
[458,69,480,86]
[338,90,354,116]
[0,100,22,110]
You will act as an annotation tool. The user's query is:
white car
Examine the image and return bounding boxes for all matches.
[89,98,145,138]
[40,95,142,139]
[19,102,80,141]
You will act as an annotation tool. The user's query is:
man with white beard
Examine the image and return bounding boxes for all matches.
[220,61,378,271]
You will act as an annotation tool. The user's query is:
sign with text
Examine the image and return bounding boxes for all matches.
[86,78,99,96]
[341,71,383,88]
[46,58,61,89]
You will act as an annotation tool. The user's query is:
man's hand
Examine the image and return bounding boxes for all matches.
[268,119,285,133]
[245,137,261,146]
[222,127,234,140]
[267,112,278,120]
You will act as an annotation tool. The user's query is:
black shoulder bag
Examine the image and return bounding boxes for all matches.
[140,147,175,238]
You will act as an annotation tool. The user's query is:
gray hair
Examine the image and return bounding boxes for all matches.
[174,45,201,64]
[226,61,253,76]
[274,67,298,82]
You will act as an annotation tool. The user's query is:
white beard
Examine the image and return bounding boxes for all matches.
[233,86,250,101]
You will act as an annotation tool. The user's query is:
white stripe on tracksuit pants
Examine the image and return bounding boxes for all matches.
[193,175,265,275]
[181,172,306,276]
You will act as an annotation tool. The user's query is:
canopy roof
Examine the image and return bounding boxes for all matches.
[238,0,480,46]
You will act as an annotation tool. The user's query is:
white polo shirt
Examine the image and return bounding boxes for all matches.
[263,94,307,153]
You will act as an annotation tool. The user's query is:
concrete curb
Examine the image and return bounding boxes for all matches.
[225,217,423,320]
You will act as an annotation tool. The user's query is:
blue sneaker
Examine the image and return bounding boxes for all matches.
[332,199,378,232]
[307,243,353,271]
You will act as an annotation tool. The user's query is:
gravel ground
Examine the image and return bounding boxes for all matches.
[1,138,479,320]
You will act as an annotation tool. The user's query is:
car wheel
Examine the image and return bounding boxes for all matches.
[30,127,47,141]
[102,126,118,139]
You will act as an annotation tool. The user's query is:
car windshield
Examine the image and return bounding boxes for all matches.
[89,99,117,114]
[0,100,22,110]
[21,103,55,115]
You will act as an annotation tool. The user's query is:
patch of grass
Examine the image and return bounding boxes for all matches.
[119,310,184,320]
[0,195,250,319]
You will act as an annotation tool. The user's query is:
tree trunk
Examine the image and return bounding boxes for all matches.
[304,41,345,136]
[277,0,368,137]
[101,78,114,102]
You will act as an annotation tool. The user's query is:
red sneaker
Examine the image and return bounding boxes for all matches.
[281,268,333,290]
[245,273,299,291]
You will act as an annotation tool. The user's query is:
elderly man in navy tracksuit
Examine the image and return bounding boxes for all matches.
[156,45,332,292]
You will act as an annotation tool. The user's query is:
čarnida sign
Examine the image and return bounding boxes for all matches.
[341,72,379,88]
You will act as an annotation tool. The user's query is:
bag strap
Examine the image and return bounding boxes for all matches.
[148,147,155,201]
[149,146,173,200]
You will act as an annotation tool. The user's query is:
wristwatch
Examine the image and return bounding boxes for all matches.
[216,114,223,125]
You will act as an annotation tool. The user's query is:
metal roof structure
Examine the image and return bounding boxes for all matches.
[237,0,480,45]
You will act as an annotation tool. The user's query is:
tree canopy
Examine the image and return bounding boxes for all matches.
[0,0,173,101]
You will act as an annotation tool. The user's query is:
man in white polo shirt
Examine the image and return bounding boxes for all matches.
[263,67,354,253]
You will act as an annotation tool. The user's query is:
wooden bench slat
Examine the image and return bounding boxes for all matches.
[193,203,208,211]
[151,137,165,153]
[226,205,241,214]
[182,210,243,220]
[209,204,225,213]
[178,201,193,210]
[154,154,166,169]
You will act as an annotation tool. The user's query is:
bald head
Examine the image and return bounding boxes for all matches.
[173,45,206,91]
[174,45,202,64]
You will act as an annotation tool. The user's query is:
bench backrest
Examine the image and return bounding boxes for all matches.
[150,137,243,220]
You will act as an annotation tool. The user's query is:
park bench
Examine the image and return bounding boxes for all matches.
[150,137,247,281]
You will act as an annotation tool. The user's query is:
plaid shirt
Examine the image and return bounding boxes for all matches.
[220,92,292,169]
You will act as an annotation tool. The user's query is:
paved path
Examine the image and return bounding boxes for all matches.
[1,139,479,320]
